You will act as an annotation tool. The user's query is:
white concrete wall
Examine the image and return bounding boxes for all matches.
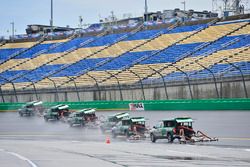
[1,80,249,102]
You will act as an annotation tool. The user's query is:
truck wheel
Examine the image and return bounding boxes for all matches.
[125,131,130,138]
[19,113,23,117]
[150,133,156,143]
[167,133,173,143]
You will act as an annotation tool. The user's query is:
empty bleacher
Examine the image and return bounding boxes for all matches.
[0,18,249,91]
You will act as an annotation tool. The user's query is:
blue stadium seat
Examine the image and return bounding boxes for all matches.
[0,48,24,60]
[52,57,110,77]
[140,43,202,64]
[96,51,153,71]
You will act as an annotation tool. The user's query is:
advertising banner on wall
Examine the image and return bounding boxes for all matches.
[129,103,145,111]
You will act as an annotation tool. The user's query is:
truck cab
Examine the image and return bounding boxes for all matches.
[18,101,44,117]
[100,112,129,132]
[111,117,146,138]
[68,108,97,127]
[150,117,194,143]
[44,104,70,121]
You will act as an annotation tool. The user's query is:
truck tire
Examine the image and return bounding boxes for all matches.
[167,133,173,143]
[125,130,130,138]
[150,133,157,143]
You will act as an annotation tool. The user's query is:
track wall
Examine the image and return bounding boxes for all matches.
[1,98,250,111]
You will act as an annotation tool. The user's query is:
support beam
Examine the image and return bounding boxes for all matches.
[147,66,168,99]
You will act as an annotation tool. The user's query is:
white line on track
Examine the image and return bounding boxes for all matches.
[71,140,81,143]
[0,148,38,167]
[219,137,250,141]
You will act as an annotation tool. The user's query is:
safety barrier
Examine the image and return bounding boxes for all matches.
[0,98,250,111]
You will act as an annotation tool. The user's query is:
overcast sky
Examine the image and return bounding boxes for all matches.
[0,0,237,36]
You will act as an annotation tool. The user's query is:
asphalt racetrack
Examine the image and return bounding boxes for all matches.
[0,110,250,167]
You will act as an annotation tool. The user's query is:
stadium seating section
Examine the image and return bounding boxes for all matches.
[0,18,249,90]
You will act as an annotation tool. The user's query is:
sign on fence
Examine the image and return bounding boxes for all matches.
[129,103,145,111]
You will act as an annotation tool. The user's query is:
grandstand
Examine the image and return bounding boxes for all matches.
[0,14,249,102]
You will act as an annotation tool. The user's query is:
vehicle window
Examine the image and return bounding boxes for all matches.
[134,121,145,125]
[164,121,174,127]
[156,122,163,128]
[183,122,192,127]
[122,120,130,125]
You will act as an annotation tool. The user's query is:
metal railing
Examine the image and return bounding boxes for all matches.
[96,18,220,88]
[0,29,109,88]
[56,22,179,88]
[21,23,144,90]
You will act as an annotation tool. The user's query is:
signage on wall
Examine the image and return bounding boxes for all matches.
[129,103,145,111]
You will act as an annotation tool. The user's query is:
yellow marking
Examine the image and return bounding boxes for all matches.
[42,39,69,44]
[0,110,17,112]
[1,42,36,49]
[0,59,26,72]
[3,46,249,90]
[229,24,250,36]
[180,22,248,44]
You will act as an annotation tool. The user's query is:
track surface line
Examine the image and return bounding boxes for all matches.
[0,148,38,167]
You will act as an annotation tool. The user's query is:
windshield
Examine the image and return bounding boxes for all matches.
[164,121,175,127]
[122,120,130,126]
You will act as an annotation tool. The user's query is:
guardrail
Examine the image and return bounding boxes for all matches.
[1,98,250,111]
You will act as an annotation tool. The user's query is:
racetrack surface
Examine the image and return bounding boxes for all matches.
[0,111,250,167]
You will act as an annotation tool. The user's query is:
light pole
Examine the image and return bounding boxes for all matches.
[10,22,14,40]
[79,16,83,29]
[181,1,186,11]
[145,0,148,14]
[144,0,148,21]
[50,0,53,33]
